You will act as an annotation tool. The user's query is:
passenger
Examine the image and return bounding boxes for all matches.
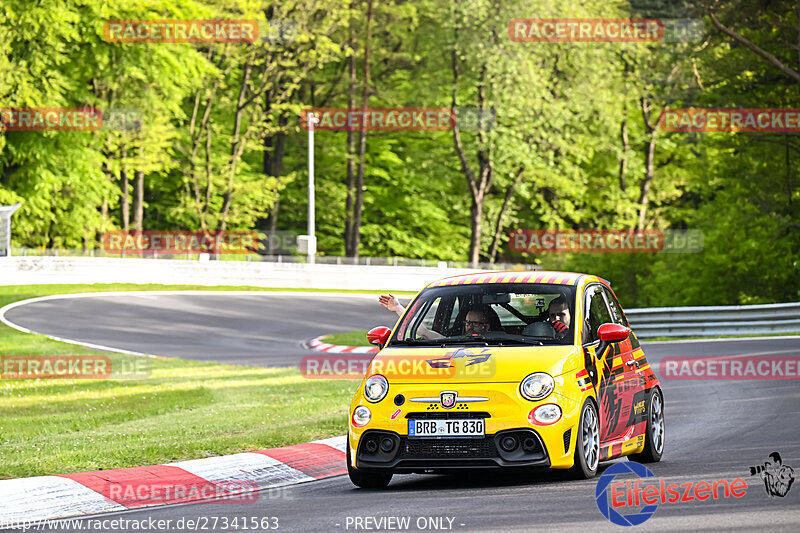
[547,295,571,337]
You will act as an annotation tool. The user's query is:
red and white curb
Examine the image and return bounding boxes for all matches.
[0,436,346,525]
[305,336,378,354]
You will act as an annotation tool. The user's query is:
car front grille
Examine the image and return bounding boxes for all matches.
[400,437,498,458]
[405,411,490,420]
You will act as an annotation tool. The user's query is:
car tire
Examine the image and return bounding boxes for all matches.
[347,441,393,489]
[628,387,664,463]
[569,399,600,479]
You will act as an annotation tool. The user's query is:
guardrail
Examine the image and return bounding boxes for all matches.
[626,302,800,338]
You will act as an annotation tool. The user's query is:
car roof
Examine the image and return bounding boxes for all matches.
[425,270,610,289]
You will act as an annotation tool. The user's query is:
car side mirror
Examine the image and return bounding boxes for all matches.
[367,326,391,348]
[598,323,630,342]
[596,323,630,358]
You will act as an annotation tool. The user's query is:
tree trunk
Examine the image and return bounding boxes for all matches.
[350,0,373,260]
[488,167,524,262]
[264,101,288,236]
[637,97,657,230]
[786,137,793,217]
[133,168,144,231]
[619,115,628,192]
[451,28,493,266]
[263,125,278,234]
[219,61,252,232]
[344,1,358,257]
[120,146,129,231]
[469,200,483,266]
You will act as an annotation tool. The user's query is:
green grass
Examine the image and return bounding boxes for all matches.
[0,283,376,479]
[322,329,372,347]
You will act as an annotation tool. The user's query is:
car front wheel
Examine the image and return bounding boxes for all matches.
[570,399,600,479]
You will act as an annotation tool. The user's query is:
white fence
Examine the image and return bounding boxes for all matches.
[0,256,487,292]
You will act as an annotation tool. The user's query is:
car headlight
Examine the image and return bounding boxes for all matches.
[520,372,555,401]
[529,403,562,425]
[352,406,371,427]
[364,375,389,403]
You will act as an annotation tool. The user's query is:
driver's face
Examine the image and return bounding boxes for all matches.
[548,302,571,328]
[464,310,491,334]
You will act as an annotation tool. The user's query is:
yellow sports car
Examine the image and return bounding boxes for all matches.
[347,271,664,488]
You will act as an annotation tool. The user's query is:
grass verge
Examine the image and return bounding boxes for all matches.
[320,330,372,347]
[0,283,369,479]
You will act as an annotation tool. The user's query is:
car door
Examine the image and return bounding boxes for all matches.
[603,286,649,433]
[582,284,637,443]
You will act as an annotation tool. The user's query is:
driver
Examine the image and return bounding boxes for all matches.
[464,305,501,335]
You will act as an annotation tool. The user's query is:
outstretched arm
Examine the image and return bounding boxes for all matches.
[377,294,442,340]
[378,294,405,316]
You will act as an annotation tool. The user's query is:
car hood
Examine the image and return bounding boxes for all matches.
[367,345,582,383]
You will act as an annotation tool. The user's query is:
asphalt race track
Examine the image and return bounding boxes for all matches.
[1,292,400,367]
[3,293,800,531]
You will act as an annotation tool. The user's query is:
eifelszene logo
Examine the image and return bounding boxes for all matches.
[596,462,658,526]
[749,452,795,498]
[595,461,748,526]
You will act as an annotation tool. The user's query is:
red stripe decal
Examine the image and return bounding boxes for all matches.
[58,466,219,508]
[257,443,346,479]
[516,272,532,283]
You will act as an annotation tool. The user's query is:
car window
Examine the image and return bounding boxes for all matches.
[419,297,441,330]
[390,283,577,345]
[603,287,629,327]
[584,285,612,344]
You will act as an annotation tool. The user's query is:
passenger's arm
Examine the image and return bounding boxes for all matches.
[378,294,443,339]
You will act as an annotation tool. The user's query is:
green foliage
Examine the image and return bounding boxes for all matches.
[0,0,797,305]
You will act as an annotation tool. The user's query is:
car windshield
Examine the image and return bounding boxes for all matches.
[389,282,577,347]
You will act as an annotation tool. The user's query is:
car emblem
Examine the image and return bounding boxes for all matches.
[427,348,492,368]
[440,391,457,409]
